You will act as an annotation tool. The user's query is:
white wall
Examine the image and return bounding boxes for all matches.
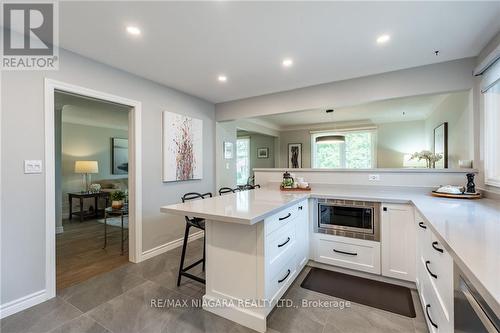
[424,91,472,168]
[215,121,237,189]
[0,49,215,306]
[216,58,476,121]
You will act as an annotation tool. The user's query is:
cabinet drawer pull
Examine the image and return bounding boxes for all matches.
[425,304,438,329]
[432,241,444,253]
[425,260,437,279]
[279,213,291,221]
[278,237,291,248]
[333,249,358,256]
[298,206,303,210]
[418,222,427,229]
[278,269,291,283]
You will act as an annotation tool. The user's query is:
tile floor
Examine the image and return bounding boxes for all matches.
[1,239,428,333]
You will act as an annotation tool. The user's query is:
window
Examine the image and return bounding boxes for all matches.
[484,75,500,187]
[236,137,250,185]
[311,130,376,169]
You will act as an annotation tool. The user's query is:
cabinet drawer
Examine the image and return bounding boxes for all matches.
[266,220,296,279]
[265,203,299,236]
[422,234,453,321]
[266,256,297,302]
[419,257,453,333]
[315,235,381,274]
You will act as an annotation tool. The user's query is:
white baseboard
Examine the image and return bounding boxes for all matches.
[55,226,64,234]
[0,289,49,319]
[141,231,204,261]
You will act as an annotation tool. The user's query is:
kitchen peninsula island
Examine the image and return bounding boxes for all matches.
[161,186,500,332]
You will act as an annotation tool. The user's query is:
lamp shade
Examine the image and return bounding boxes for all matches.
[315,135,345,144]
[74,160,99,174]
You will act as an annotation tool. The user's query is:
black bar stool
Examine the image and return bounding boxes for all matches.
[177,192,212,286]
[242,184,261,190]
[218,187,237,195]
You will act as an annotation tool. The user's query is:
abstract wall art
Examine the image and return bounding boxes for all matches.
[162,111,203,182]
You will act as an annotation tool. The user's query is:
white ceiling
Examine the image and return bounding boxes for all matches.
[251,91,467,130]
[56,92,130,130]
[59,2,500,103]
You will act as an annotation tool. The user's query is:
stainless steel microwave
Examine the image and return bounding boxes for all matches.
[317,199,380,241]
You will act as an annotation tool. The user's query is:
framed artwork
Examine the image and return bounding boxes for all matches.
[288,143,302,168]
[434,122,448,169]
[257,147,269,159]
[224,142,233,159]
[162,111,203,182]
[112,138,128,174]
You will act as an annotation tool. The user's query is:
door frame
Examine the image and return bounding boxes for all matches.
[44,78,142,298]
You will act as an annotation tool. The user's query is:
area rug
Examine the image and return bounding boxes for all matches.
[96,216,129,229]
[300,267,416,318]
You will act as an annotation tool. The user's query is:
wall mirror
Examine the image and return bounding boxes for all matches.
[216,90,474,183]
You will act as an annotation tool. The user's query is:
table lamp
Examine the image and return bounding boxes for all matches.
[74,160,99,192]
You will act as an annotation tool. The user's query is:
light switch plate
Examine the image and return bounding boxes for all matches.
[24,160,43,174]
[368,174,380,181]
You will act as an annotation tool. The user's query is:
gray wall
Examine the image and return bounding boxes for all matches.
[1,49,215,305]
[237,132,275,170]
[61,122,129,217]
[215,121,237,189]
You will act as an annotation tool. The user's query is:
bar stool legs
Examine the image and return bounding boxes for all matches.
[177,223,206,286]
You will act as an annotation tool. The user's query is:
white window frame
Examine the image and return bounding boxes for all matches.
[483,60,500,187]
[311,128,377,169]
[236,136,250,185]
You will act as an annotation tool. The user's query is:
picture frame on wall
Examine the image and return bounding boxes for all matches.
[257,147,269,159]
[224,142,234,159]
[162,111,203,182]
[112,138,128,174]
[288,143,302,168]
[434,122,448,169]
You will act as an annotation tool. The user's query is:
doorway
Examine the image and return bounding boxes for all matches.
[44,79,142,297]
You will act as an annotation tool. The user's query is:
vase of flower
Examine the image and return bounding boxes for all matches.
[409,150,443,169]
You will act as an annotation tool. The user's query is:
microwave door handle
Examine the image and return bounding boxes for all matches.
[460,280,498,333]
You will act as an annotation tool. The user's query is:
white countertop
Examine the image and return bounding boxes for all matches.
[160,184,500,313]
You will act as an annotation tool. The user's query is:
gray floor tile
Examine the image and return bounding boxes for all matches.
[87,280,191,333]
[58,266,147,312]
[164,308,240,333]
[48,315,110,333]
[0,297,82,333]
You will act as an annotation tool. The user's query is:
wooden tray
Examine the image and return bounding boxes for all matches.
[431,191,481,199]
[280,185,311,191]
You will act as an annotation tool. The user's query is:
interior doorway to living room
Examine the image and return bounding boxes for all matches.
[55,91,132,290]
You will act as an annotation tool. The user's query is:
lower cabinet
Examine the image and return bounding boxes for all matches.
[415,215,454,333]
[314,233,381,274]
[381,203,416,282]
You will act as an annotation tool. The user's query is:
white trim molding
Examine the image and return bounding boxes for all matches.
[44,79,143,306]
[0,290,48,319]
[141,231,204,261]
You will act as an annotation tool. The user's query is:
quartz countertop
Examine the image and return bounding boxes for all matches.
[160,184,500,313]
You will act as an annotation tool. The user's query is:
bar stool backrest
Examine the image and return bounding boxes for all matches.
[181,192,212,203]
[218,187,236,195]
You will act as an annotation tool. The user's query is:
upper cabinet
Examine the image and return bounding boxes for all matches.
[381,203,416,282]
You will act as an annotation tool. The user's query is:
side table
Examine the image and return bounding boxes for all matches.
[103,206,128,255]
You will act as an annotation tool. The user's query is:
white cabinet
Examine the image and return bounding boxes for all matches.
[315,233,381,274]
[415,214,454,333]
[381,203,416,282]
[295,199,309,270]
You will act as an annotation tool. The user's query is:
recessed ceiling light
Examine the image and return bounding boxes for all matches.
[282,58,293,67]
[126,26,141,36]
[218,75,227,82]
[376,34,390,44]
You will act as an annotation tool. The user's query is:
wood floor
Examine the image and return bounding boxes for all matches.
[56,219,129,290]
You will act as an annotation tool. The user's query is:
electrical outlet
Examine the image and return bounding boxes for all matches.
[368,174,380,181]
[24,160,43,174]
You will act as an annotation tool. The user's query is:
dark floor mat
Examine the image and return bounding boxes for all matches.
[300,267,416,318]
